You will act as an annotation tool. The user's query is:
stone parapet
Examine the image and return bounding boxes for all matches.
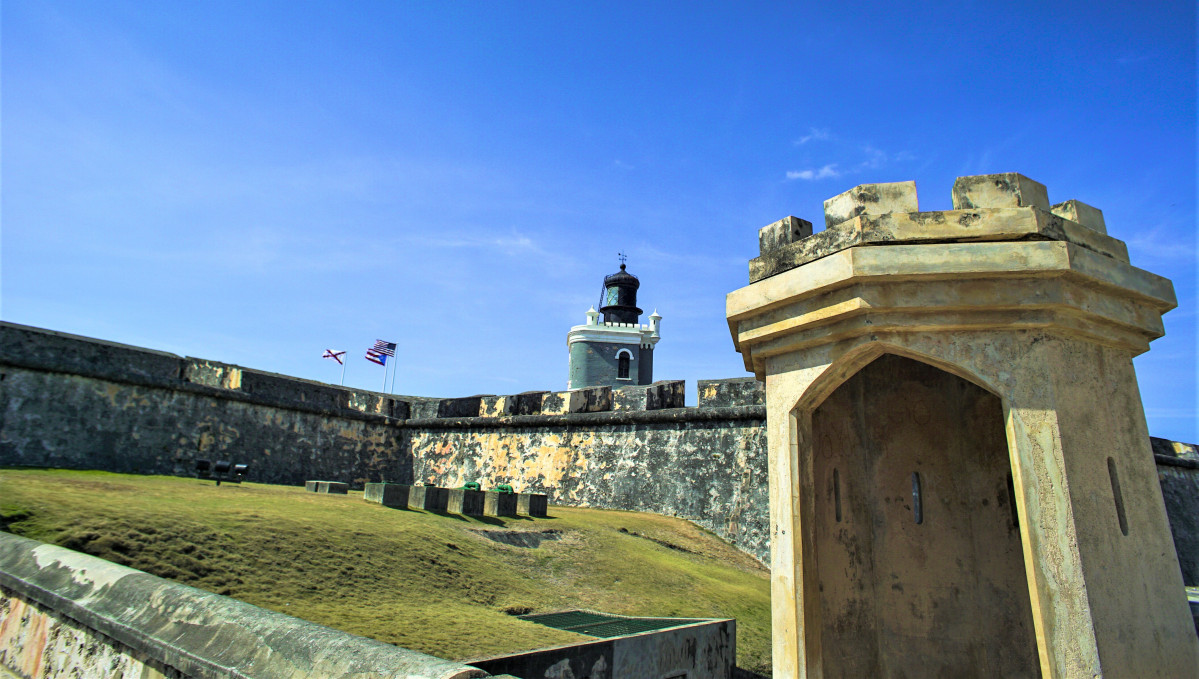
[697,377,764,408]
[0,532,488,679]
[542,387,612,415]
[750,175,1131,284]
[0,322,409,423]
[612,380,685,411]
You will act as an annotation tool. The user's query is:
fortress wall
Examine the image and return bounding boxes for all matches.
[0,323,412,487]
[0,322,768,559]
[407,407,769,562]
[2,321,1195,576]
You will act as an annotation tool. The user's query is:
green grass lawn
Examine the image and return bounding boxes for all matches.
[0,468,771,674]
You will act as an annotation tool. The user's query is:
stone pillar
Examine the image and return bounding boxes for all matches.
[728,174,1199,678]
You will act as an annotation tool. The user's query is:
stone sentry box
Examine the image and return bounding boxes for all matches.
[727,174,1199,678]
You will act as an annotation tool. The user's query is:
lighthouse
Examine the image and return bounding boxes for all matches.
[566,259,661,389]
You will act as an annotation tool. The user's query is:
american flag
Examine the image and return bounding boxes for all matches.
[322,349,346,365]
[372,340,397,357]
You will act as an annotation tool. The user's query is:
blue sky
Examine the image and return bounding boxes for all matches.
[3,2,1196,441]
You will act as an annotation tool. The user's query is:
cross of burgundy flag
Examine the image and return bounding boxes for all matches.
[322,349,346,365]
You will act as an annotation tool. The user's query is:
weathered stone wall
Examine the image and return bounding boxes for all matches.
[407,408,770,562]
[1154,438,1199,586]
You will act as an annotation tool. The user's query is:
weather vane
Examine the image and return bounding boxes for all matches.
[618,251,627,266]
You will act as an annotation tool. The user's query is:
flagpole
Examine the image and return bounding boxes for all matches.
[387,350,396,394]
[339,355,346,386]
[381,357,388,393]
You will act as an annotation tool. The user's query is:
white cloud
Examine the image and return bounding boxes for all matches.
[794,128,832,145]
[786,164,841,181]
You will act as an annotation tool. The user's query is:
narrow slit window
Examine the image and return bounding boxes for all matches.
[1107,457,1129,536]
[617,353,630,379]
[911,472,923,525]
[833,468,842,523]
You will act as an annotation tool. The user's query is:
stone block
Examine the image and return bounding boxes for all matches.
[363,482,410,507]
[617,379,686,411]
[823,181,918,228]
[697,377,765,408]
[184,359,244,390]
[759,216,814,255]
[484,491,518,517]
[542,387,611,415]
[344,392,409,418]
[514,391,548,415]
[408,485,449,511]
[611,385,650,411]
[480,395,513,417]
[952,173,1049,210]
[446,488,485,516]
[438,396,485,418]
[306,480,348,494]
[647,380,686,410]
[386,398,410,419]
[1051,199,1107,235]
[517,493,549,517]
[407,397,441,419]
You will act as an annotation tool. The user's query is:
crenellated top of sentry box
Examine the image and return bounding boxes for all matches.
[0,322,765,425]
[750,173,1127,283]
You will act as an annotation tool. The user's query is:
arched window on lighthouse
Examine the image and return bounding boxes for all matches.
[616,350,632,380]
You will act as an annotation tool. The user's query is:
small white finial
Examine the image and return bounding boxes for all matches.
[586,306,600,325]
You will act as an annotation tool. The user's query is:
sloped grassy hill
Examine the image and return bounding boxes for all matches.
[0,469,771,674]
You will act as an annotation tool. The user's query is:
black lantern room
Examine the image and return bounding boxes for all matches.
[599,263,642,324]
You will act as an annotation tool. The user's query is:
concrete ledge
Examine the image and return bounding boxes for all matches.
[484,492,518,517]
[517,494,549,517]
[363,482,410,506]
[410,485,450,511]
[447,489,486,516]
[0,532,487,679]
[306,480,349,494]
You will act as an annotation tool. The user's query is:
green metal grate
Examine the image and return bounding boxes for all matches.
[519,610,696,639]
